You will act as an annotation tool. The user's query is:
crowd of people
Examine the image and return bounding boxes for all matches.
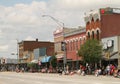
[1,63,120,78]
[55,64,120,78]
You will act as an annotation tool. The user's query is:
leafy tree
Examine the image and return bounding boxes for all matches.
[78,39,102,64]
[27,63,36,69]
[50,56,57,68]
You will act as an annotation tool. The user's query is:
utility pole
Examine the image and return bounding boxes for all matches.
[118,36,120,69]
[16,39,19,63]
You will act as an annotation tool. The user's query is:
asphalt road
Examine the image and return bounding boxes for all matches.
[0,72,120,84]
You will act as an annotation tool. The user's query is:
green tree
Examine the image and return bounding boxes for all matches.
[78,39,102,64]
[27,63,36,69]
[50,56,57,68]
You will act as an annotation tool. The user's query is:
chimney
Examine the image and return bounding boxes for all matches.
[36,38,38,42]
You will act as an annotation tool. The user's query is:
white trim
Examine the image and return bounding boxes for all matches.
[83,36,86,40]
[86,30,92,36]
[70,39,73,42]
[79,37,83,40]
[95,27,101,34]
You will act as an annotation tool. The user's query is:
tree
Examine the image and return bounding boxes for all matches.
[50,56,57,68]
[78,39,102,65]
[27,63,36,69]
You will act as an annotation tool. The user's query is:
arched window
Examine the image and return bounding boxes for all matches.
[88,32,90,39]
[76,40,78,50]
[73,40,75,51]
[92,31,94,39]
[83,36,86,43]
[96,30,100,40]
[92,17,94,21]
[79,37,82,47]
[96,19,99,22]
[69,41,72,51]
[66,42,69,51]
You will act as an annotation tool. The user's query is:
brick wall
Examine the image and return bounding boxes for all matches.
[101,14,120,38]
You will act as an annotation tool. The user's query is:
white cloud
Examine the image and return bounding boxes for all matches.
[0,45,9,51]
[50,0,120,10]
[24,36,35,41]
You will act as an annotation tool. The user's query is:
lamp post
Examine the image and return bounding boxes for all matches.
[42,15,64,27]
[42,15,66,72]
[118,36,120,69]
[16,39,19,63]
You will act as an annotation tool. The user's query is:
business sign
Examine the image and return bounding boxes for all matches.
[113,8,120,14]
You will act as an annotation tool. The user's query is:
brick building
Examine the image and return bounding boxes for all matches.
[53,27,78,68]
[53,26,86,69]
[53,7,120,69]
[64,26,86,69]
[84,7,120,68]
[85,7,120,40]
[53,27,75,59]
[18,39,54,63]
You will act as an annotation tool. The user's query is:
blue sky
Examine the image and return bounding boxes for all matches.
[0,0,48,6]
[0,0,120,59]
[0,0,32,6]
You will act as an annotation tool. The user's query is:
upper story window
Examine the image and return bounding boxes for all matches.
[76,40,78,50]
[92,31,94,39]
[87,32,90,39]
[96,30,100,40]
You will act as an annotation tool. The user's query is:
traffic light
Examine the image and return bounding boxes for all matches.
[61,41,65,51]
[105,52,110,59]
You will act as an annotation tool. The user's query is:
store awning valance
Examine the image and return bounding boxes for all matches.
[31,59,38,63]
[110,52,119,60]
[56,54,64,59]
[41,56,51,63]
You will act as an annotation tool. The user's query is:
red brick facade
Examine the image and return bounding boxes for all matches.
[65,28,86,61]
[85,10,101,40]
[85,8,120,40]
[101,14,120,38]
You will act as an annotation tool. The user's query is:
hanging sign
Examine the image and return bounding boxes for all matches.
[113,8,120,14]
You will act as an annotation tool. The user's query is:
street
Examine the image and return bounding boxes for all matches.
[0,72,120,84]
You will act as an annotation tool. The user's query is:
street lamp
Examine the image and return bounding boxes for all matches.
[16,39,19,63]
[42,15,66,72]
[42,15,64,27]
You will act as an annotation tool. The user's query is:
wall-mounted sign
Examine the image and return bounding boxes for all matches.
[107,40,113,47]
[113,8,120,14]
[102,40,114,50]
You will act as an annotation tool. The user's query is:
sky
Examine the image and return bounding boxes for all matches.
[0,0,120,59]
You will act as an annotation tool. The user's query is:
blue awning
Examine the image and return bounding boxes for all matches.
[41,56,51,63]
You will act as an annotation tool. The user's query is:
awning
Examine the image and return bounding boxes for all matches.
[103,51,119,60]
[41,56,51,63]
[110,52,119,60]
[56,54,64,59]
[31,59,38,63]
